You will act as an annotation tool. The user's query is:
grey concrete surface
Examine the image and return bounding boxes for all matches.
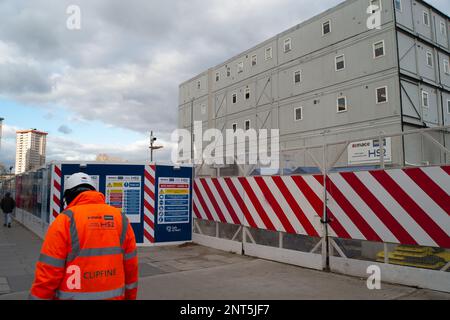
[1,222,449,300]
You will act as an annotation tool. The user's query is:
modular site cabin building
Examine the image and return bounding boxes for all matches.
[178,0,450,175]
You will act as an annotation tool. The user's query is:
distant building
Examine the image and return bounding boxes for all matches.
[0,117,4,151]
[15,129,48,174]
[95,153,127,163]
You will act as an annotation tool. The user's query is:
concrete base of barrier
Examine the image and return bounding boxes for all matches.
[244,242,323,271]
[330,256,450,293]
[193,233,243,255]
[14,209,48,240]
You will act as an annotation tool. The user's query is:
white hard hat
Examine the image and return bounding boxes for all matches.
[65,172,96,192]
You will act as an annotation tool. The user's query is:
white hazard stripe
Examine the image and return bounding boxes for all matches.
[421,167,450,194]
[217,178,244,225]
[204,179,234,224]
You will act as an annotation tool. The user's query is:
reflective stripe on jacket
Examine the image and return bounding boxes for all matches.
[29,191,139,300]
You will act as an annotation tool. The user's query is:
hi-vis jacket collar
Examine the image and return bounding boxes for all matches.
[66,191,106,209]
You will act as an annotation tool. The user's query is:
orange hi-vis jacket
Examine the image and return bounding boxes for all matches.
[29,191,139,300]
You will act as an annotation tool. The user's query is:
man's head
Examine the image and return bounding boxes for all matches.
[63,173,97,206]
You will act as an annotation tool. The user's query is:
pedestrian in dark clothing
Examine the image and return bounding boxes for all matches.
[0,192,15,228]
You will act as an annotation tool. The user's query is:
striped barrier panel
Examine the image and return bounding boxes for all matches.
[193,166,450,248]
[324,166,450,248]
[50,164,62,222]
[143,164,156,244]
[193,175,324,237]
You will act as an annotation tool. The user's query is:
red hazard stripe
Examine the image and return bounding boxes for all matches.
[224,178,257,228]
[193,201,202,219]
[144,214,154,230]
[53,195,61,208]
[272,176,319,237]
[144,169,155,186]
[254,176,295,233]
[54,180,61,192]
[341,172,417,245]
[326,177,382,242]
[52,209,59,218]
[144,199,154,213]
[54,165,62,178]
[312,176,350,239]
[200,179,227,223]
[211,179,241,225]
[371,170,450,247]
[238,177,275,231]
[442,166,450,175]
[193,182,215,221]
[144,185,155,201]
[404,168,450,216]
[144,230,154,243]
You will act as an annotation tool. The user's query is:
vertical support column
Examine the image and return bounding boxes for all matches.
[322,143,330,271]
[143,164,156,245]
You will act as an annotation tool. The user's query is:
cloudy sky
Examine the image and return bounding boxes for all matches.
[0,0,448,168]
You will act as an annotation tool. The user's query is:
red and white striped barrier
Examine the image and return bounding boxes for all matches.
[324,166,450,248]
[50,164,62,222]
[193,176,324,237]
[143,164,156,244]
[193,166,450,248]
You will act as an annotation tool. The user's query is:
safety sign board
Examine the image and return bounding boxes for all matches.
[157,177,190,225]
[106,175,142,223]
[347,137,392,165]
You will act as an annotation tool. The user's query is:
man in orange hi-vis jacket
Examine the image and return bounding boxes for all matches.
[29,173,139,300]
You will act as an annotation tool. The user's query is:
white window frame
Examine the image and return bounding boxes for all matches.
[426,50,433,67]
[373,40,385,59]
[423,11,430,27]
[337,96,348,113]
[237,61,244,73]
[232,123,237,132]
[293,70,302,84]
[215,72,220,82]
[201,104,206,115]
[244,120,251,131]
[251,54,257,67]
[232,92,237,104]
[265,47,273,60]
[226,67,231,77]
[294,107,303,121]
[284,38,292,53]
[245,88,250,100]
[335,54,345,71]
[444,59,450,75]
[322,20,331,36]
[440,21,446,35]
[447,99,450,114]
[421,91,429,108]
[370,0,382,13]
[376,86,388,104]
[197,80,201,90]
[394,0,402,12]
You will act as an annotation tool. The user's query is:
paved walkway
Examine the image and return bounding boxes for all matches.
[0,221,449,300]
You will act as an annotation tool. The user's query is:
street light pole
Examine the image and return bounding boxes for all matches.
[149,131,163,163]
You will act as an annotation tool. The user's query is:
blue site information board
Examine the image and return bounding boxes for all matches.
[58,162,193,245]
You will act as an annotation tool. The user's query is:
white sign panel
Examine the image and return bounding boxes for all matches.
[348,138,392,165]
[106,176,142,223]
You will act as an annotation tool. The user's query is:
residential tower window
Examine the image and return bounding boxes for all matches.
[373,40,385,58]
[322,20,331,35]
[394,0,402,11]
[227,67,231,77]
[376,86,388,104]
[447,100,450,114]
[337,96,347,113]
[232,93,237,104]
[245,88,250,100]
[444,59,450,75]
[232,123,237,132]
[335,55,345,71]
[441,22,446,35]
[294,107,303,121]
[197,81,201,89]
[215,72,220,82]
